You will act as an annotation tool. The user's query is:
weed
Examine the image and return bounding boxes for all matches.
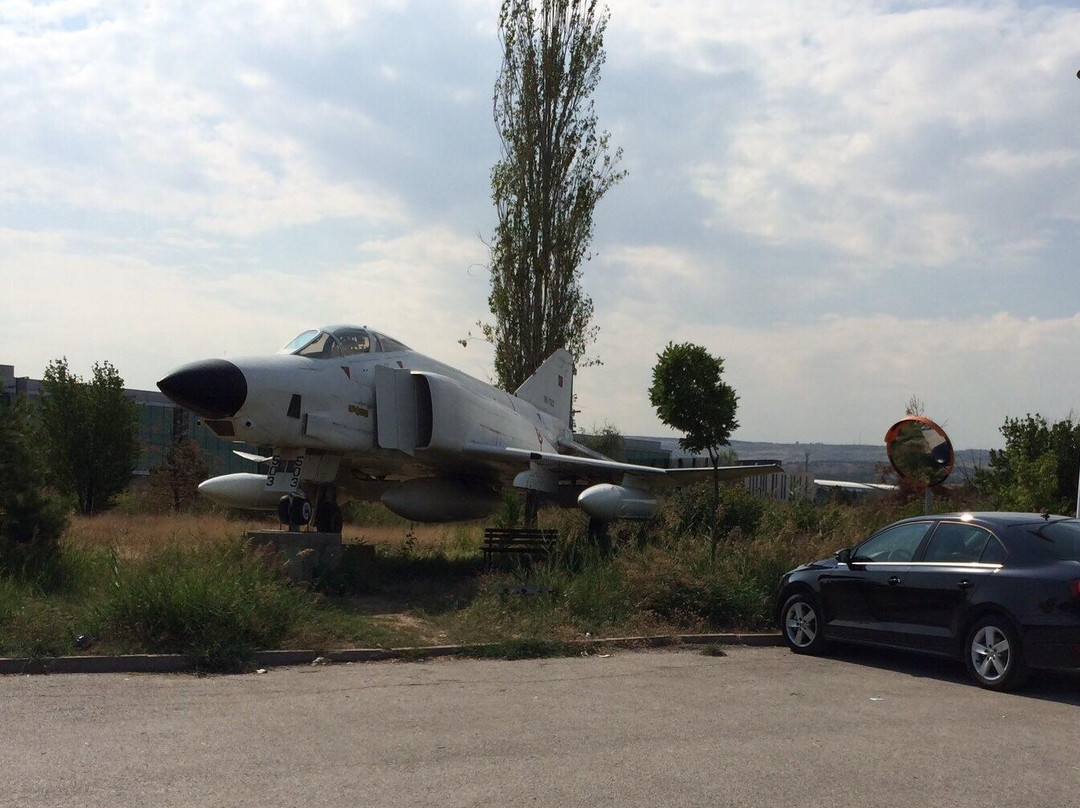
[97,539,317,671]
[1,486,994,664]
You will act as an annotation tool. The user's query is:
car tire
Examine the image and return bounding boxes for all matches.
[963,614,1029,691]
[780,592,828,655]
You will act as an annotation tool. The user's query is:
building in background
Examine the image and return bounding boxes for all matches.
[1,363,261,477]
[580,432,789,499]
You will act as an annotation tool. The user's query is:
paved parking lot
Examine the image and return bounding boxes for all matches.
[3,645,1079,807]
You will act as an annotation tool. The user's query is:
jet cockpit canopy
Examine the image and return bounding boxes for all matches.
[280,325,409,359]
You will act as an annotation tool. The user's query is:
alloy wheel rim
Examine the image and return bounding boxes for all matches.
[785,601,818,647]
[971,625,1011,682]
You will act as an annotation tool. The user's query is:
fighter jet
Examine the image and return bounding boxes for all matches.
[157,325,781,532]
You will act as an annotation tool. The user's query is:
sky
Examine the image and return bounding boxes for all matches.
[2,0,1079,451]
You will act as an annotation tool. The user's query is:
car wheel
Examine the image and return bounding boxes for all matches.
[963,615,1029,691]
[781,593,828,655]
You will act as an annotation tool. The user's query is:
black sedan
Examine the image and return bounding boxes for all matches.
[776,512,1080,690]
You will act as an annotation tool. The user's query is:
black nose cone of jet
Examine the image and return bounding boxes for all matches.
[157,359,247,419]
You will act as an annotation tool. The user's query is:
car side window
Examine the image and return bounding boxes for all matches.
[980,536,1008,564]
[921,523,991,563]
[852,522,933,562]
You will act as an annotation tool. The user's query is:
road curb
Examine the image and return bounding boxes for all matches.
[0,633,783,675]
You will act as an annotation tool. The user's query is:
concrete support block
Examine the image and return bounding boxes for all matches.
[247,531,344,582]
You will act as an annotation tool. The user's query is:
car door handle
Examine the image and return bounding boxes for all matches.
[888,576,901,586]
[957,580,972,590]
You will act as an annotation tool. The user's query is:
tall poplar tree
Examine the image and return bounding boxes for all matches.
[484,0,625,393]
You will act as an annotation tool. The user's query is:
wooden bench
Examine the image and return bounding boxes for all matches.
[482,528,559,569]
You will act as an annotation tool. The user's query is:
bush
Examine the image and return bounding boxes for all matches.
[0,397,69,587]
[340,500,410,526]
[661,483,765,541]
[98,540,316,670]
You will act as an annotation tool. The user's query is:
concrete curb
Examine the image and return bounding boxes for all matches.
[0,633,783,675]
[0,654,196,675]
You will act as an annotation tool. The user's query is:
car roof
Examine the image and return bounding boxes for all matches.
[893,512,1075,529]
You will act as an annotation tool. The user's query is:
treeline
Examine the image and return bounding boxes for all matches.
[0,358,214,581]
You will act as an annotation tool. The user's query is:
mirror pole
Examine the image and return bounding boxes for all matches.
[924,487,933,516]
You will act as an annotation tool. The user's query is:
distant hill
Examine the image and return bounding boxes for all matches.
[633,437,991,484]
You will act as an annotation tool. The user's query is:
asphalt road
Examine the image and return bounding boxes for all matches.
[3,645,1079,808]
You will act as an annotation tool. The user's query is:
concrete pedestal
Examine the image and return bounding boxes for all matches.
[247,531,344,582]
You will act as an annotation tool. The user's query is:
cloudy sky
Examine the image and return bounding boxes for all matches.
[2,0,1079,450]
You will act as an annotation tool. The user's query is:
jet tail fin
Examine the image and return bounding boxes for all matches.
[514,349,574,426]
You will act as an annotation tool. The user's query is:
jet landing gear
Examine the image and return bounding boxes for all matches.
[278,495,312,531]
[314,500,343,534]
[277,495,343,533]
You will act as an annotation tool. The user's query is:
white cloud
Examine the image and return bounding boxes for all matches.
[0,0,409,237]
[0,225,491,387]
[575,305,1080,450]
[612,1,1080,274]
[3,0,1080,455]
[968,148,1080,179]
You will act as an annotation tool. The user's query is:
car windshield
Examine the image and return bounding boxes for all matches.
[1025,520,1080,561]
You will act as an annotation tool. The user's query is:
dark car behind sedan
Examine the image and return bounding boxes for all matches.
[776,512,1080,690]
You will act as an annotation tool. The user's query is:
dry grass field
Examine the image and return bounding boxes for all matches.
[62,511,487,557]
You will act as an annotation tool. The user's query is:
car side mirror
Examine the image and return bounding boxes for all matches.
[835,548,851,565]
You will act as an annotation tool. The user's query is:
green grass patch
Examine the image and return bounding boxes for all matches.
[97,540,321,671]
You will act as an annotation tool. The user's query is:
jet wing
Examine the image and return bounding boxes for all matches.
[462,444,782,488]
[656,464,784,487]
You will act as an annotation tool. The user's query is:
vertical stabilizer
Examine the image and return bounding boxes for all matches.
[514,349,574,426]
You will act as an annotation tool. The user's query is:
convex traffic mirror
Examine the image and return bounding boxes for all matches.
[884,415,954,488]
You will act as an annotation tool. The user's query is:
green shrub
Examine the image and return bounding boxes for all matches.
[98,540,315,670]
[0,397,70,587]
[492,490,524,529]
[340,501,409,526]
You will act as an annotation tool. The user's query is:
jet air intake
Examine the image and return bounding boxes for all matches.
[157,359,247,419]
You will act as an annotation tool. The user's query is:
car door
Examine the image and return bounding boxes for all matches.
[818,521,934,645]
[897,522,1003,654]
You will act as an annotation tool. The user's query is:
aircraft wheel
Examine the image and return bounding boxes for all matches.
[289,495,313,528]
[277,495,292,526]
[315,501,343,533]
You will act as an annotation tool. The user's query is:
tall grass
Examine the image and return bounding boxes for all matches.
[0,485,980,664]
[449,489,949,638]
[97,539,320,670]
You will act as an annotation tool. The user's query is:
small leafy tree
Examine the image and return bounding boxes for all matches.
[975,413,1080,515]
[37,358,141,515]
[483,0,626,392]
[150,439,214,513]
[649,342,739,561]
[0,396,68,582]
